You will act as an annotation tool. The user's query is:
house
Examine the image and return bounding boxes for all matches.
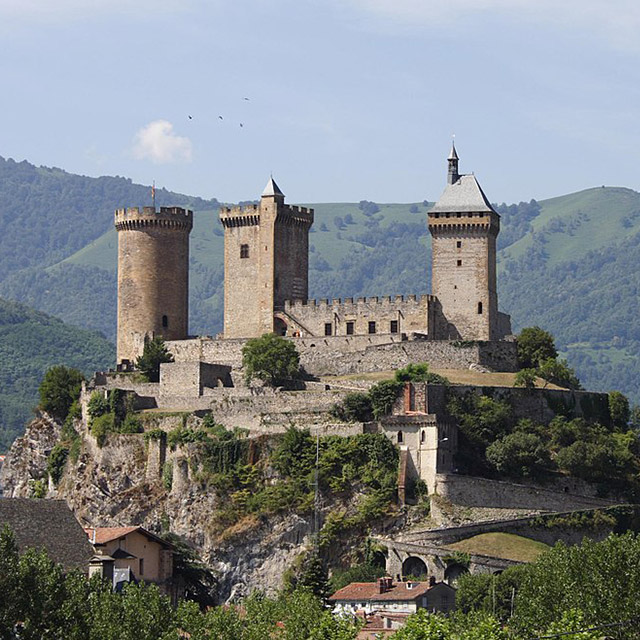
[85,525,175,585]
[329,577,456,617]
[0,498,93,571]
[84,525,176,596]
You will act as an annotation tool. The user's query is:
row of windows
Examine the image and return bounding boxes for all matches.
[433,211,485,219]
[324,320,399,336]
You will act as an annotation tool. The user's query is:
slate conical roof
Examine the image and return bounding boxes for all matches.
[448,142,459,161]
[262,176,284,198]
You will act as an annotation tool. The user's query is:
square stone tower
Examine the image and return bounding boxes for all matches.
[428,145,502,341]
[219,178,314,338]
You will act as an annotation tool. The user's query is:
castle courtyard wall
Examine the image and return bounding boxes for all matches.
[164,336,518,377]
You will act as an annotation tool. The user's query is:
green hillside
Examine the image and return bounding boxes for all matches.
[0,297,114,451]
[1,157,640,442]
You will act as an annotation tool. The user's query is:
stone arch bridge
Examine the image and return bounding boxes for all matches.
[378,538,520,584]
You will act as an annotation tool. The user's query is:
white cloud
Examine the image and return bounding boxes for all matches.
[132,120,193,165]
[343,0,640,51]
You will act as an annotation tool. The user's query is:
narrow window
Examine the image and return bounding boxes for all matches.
[456,240,462,248]
[478,302,483,314]
[457,259,462,267]
[390,320,398,334]
[324,323,332,336]
[139,558,144,576]
[162,315,168,328]
[368,321,376,334]
[397,431,403,444]
[240,244,249,258]
[421,430,426,443]
[346,321,354,335]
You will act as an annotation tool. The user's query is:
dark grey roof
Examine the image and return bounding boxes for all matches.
[262,176,284,197]
[448,142,458,160]
[0,498,93,571]
[429,174,496,214]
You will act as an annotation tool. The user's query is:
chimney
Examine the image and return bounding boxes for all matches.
[378,577,386,593]
[429,576,436,587]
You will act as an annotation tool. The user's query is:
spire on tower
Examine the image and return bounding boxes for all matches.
[262,176,285,199]
[447,140,460,185]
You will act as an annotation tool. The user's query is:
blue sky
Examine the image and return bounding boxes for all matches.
[0,0,638,205]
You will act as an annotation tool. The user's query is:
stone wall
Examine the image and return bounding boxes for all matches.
[445,385,610,425]
[433,474,616,514]
[282,295,432,338]
[159,362,232,396]
[166,335,518,379]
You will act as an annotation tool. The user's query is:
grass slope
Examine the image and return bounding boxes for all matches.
[446,532,549,563]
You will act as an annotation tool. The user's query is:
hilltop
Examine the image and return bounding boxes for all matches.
[0,156,639,449]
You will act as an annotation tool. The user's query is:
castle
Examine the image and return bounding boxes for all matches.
[115,145,513,366]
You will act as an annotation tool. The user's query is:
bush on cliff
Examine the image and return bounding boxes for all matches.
[242,333,300,386]
[38,365,84,421]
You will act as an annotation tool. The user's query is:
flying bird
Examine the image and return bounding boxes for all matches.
[243,97,250,101]
[240,123,244,128]
[188,115,193,120]
[218,115,224,120]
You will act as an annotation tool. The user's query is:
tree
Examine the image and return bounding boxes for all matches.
[537,358,581,390]
[394,363,449,385]
[242,333,300,386]
[38,365,84,421]
[516,327,557,369]
[330,392,372,422]
[608,391,630,429]
[136,336,174,383]
[513,368,537,389]
[486,431,550,477]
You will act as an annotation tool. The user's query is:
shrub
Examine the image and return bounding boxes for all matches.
[242,333,300,386]
[120,414,143,434]
[162,462,173,490]
[38,366,84,421]
[330,392,373,422]
[369,380,403,419]
[88,391,109,418]
[47,443,70,485]
[394,363,449,385]
[91,412,115,447]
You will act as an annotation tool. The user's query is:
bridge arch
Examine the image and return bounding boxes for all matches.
[402,556,428,579]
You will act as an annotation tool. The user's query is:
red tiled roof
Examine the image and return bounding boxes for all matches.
[84,526,140,544]
[329,581,431,602]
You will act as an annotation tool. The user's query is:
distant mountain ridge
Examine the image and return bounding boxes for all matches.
[1,156,639,448]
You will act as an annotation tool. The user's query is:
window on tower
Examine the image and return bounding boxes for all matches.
[478,302,483,314]
[457,259,462,267]
[240,244,249,258]
[456,240,462,248]
[162,315,168,328]
[346,321,355,335]
[368,321,377,334]
[324,323,332,336]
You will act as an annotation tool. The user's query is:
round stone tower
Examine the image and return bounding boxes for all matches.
[115,206,193,366]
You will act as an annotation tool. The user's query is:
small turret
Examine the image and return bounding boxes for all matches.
[261,176,285,205]
[447,141,459,185]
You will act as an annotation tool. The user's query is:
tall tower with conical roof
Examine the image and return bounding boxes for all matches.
[219,178,314,338]
[428,146,506,341]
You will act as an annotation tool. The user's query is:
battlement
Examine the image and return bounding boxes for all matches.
[428,210,499,236]
[219,202,313,228]
[284,294,434,310]
[115,206,193,232]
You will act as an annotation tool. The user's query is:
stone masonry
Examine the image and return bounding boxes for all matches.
[115,206,193,365]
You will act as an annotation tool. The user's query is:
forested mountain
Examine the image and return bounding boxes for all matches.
[1,155,640,448]
[0,297,114,451]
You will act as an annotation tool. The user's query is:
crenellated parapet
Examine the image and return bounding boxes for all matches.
[427,210,499,237]
[115,206,193,232]
[219,202,313,229]
[284,294,434,311]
